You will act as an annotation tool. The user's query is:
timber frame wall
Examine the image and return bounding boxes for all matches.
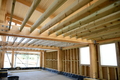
[0,42,120,80]
[41,41,120,80]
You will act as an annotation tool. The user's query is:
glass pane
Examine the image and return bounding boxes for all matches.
[28,54,39,67]
[100,43,117,66]
[0,36,2,41]
[14,53,40,67]
[15,54,27,67]
[79,47,90,65]
[4,53,12,68]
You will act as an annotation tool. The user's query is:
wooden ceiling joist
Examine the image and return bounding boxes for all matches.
[7,42,58,50]
[30,0,67,33]
[64,10,120,37]
[9,0,16,30]
[77,20,120,38]
[6,13,33,25]
[39,0,92,34]
[0,0,7,22]
[92,32,120,41]
[0,0,2,9]
[54,0,120,36]
[16,0,55,19]
[48,0,116,35]
[0,24,93,43]
[19,0,41,31]
[82,24,120,39]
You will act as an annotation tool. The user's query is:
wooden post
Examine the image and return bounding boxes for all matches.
[42,51,46,68]
[11,50,14,68]
[40,51,42,67]
[1,51,5,68]
[89,43,98,78]
[58,48,62,72]
[116,42,120,80]
[0,52,2,68]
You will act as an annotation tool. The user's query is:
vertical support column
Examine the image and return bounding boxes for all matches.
[0,52,2,68]
[1,36,6,68]
[42,51,46,68]
[1,50,5,68]
[40,51,42,67]
[58,48,62,72]
[11,50,14,68]
[116,42,120,80]
[89,43,98,78]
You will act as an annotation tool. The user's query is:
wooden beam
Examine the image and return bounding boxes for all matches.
[0,24,93,43]
[30,0,67,33]
[19,0,41,31]
[39,0,92,34]
[58,48,63,72]
[16,0,55,19]
[0,0,2,8]
[6,13,33,25]
[42,51,46,68]
[115,42,120,80]
[8,0,16,30]
[98,37,120,44]
[89,43,98,78]
[40,51,42,67]
[6,49,43,52]
[0,0,7,22]
[48,0,116,35]
[6,42,58,50]
[92,32,120,41]
[78,20,120,38]
[63,44,88,50]
[82,24,120,39]
[65,10,120,37]
[11,50,14,68]
[55,1,120,36]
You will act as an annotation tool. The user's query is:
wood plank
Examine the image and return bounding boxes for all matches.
[72,49,75,74]
[0,0,7,22]
[76,48,79,75]
[40,51,42,67]
[102,67,108,80]
[65,50,67,72]
[11,50,14,68]
[49,0,115,35]
[58,48,63,71]
[42,51,46,68]
[16,0,55,19]
[65,9,120,37]
[116,42,120,80]
[107,67,110,80]
[70,49,72,73]
[89,43,98,78]
[0,24,93,44]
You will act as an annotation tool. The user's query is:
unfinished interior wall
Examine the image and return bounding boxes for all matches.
[62,48,90,77]
[44,41,120,80]
[45,51,57,70]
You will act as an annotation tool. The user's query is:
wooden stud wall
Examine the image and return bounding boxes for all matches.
[45,51,57,70]
[97,42,120,80]
[62,48,90,77]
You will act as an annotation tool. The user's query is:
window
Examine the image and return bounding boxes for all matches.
[14,53,40,67]
[4,53,12,68]
[100,43,117,66]
[0,36,2,41]
[79,47,90,65]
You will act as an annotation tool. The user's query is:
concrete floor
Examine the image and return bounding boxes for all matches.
[1,69,74,80]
